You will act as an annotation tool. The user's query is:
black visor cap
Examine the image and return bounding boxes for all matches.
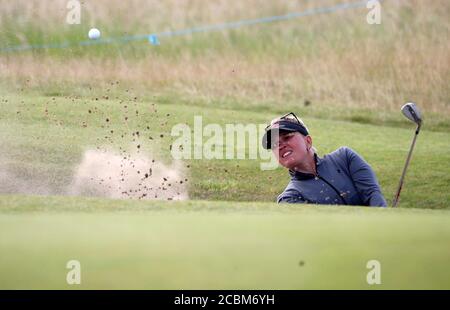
[262,120,309,149]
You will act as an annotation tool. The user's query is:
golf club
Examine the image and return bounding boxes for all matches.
[392,102,422,208]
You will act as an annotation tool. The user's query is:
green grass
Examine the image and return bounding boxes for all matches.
[1,195,450,289]
[0,0,449,290]
[1,91,449,208]
[2,90,449,289]
[1,1,449,123]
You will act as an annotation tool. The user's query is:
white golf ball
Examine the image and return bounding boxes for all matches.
[88,28,101,40]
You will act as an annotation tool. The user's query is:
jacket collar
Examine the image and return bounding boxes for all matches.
[289,153,322,180]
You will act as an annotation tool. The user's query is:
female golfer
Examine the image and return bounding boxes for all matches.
[262,112,387,207]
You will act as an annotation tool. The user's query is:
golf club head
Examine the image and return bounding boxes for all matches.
[401,102,422,126]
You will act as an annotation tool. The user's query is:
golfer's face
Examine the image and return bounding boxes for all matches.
[272,132,308,169]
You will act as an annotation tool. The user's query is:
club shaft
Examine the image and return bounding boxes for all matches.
[392,125,420,207]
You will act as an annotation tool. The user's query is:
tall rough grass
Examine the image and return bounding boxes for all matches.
[0,0,449,124]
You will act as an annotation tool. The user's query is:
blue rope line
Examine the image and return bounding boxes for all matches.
[0,0,375,53]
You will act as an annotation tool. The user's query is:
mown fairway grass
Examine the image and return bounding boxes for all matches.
[1,90,450,289]
[1,92,449,208]
[1,195,450,289]
[0,0,449,290]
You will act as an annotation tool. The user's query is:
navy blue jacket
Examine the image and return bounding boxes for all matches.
[277,147,387,207]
